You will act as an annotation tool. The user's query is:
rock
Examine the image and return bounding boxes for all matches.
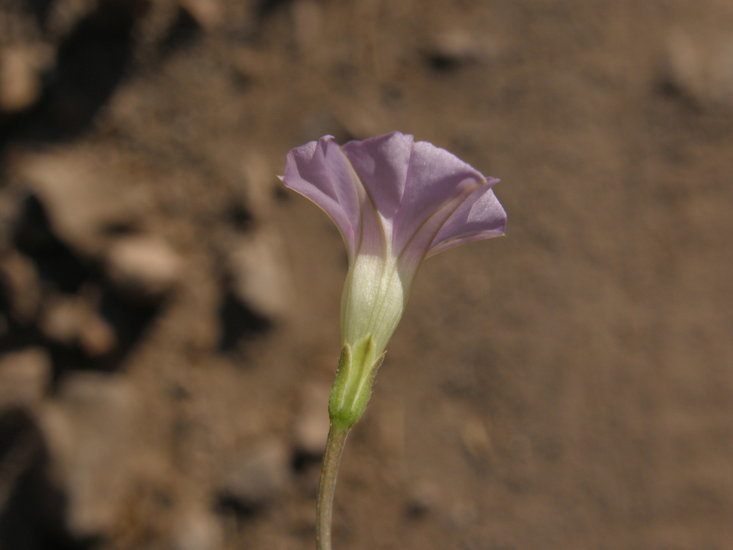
[39,372,139,539]
[225,229,292,322]
[38,296,84,346]
[38,295,116,356]
[171,506,223,550]
[179,0,223,31]
[0,46,43,113]
[460,415,492,463]
[292,382,330,458]
[14,150,138,258]
[216,439,290,513]
[662,31,733,109]
[424,30,486,71]
[105,235,182,301]
[77,313,117,358]
[0,348,52,410]
[405,482,440,520]
[0,251,41,325]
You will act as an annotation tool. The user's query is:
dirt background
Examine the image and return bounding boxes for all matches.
[1,1,732,549]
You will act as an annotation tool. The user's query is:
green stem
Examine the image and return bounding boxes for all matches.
[316,425,350,550]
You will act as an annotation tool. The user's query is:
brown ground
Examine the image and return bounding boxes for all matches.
[1,1,732,549]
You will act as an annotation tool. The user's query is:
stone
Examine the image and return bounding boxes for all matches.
[77,313,117,358]
[663,31,733,109]
[0,46,42,113]
[460,415,492,462]
[0,348,52,409]
[14,150,138,258]
[179,0,223,31]
[216,439,290,513]
[39,372,139,539]
[424,30,486,71]
[38,295,116,356]
[0,251,41,325]
[170,506,223,550]
[225,229,292,322]
[104,235,182,301]
[405,482,440,520]
[38,296,87,347]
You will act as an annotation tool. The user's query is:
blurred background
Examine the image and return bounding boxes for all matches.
[1,0,732,549]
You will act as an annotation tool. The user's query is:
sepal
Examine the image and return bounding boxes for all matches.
[328,337,386,430]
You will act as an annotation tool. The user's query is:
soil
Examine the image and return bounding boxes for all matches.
[1,1,732,549]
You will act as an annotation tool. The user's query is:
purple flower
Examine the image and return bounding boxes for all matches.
[282,131,506,427]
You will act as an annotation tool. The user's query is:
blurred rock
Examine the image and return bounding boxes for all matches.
[0,348,52,409]
[0,46,42,112]
[424,30,485,71]
[38,296,84,346]
[40,372,139,539]
[292,382,329,458]
[15,151,138,258]
[171,505,223,550]
[38,294,117,356]
[662,31,733,109]
[405,482,440,520]
[0,251,41,325]
[460,415,492,463]
[78,311,118,357]
[105,235,182,301]
[179,0,223,31]
[216,439,290,513]
[225,229,292,322]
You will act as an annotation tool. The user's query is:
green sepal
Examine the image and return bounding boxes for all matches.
[328,336,386,430]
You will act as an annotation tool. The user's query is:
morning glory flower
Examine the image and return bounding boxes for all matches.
[282,131,506,429]
[283,131,507,550]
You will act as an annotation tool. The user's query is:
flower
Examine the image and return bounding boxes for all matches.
[282,131,506,428]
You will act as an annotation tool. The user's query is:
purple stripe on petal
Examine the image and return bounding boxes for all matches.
[283,136,361,257]
[427,183,507,257]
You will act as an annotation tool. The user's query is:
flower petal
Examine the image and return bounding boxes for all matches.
[283,136,361,257]
[342,131,413,221]
[427,182,506,257]
[393,140,487,255]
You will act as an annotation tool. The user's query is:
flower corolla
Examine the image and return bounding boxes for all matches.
[283,131,506,427]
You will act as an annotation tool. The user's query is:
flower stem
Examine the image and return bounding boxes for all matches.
[316,424,350,550]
